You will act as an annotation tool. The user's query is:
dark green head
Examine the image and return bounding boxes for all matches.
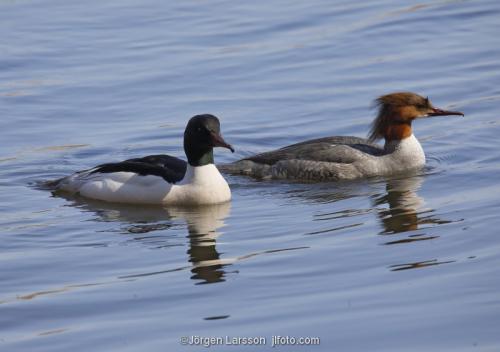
[184,114,234,166]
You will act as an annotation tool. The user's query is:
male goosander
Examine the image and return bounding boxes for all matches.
[54,114,234,205]
[221,92,463,181]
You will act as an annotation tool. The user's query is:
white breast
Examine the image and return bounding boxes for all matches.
[353,134,426,177]
[378,134,426,173]
[387,134,426,167]
[169,164,232,205]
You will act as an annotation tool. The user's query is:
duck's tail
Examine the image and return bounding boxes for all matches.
[42,168,98,194]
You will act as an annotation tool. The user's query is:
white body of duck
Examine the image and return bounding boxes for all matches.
[54,114,234,205]
[57,164,231,205]
[221,92,463,181]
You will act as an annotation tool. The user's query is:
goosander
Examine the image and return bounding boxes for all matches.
[54,114,234,205]
[221,92,463,181]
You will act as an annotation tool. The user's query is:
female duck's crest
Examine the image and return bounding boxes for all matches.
[369,92,464,142]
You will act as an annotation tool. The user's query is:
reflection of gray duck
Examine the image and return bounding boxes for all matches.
[373,176,452,239]
[373,176,425,234]
[53,115,234,205]
[221,93,463,181]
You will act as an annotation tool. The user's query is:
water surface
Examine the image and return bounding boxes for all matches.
[1,0,500,351]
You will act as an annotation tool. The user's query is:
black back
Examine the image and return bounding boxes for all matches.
[91,154,187,184]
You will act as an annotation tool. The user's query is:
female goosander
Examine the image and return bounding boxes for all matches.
[54,114,234,205]
[221,92,463,181]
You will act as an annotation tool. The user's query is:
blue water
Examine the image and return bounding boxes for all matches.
[1,0,500,351]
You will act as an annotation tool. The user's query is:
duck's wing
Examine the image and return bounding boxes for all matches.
[125,154,187,170]
[245,136,384,165]
[92,154,187,184]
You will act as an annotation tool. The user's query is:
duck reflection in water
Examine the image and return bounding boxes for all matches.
[374,176,424,234]
[182,203,231,284]
[372,175,451,244]
[54,193,231,284]
[375,177,458,271]
[284,173,451,245]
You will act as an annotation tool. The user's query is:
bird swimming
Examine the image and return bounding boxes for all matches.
[53,114,234,205]
[220,92,463,181]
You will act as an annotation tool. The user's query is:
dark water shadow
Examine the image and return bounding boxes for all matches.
[389,259,456,272]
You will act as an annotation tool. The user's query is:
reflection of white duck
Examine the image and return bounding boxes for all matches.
[222,92,463,181]
[68,197,231,240]
[53,114,234,205]
[65,197,232,283]
[176,202,231,243]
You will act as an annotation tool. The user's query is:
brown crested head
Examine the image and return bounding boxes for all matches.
[368,92,464,142]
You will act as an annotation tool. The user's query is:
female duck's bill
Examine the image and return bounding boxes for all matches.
[53,114,235,205]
